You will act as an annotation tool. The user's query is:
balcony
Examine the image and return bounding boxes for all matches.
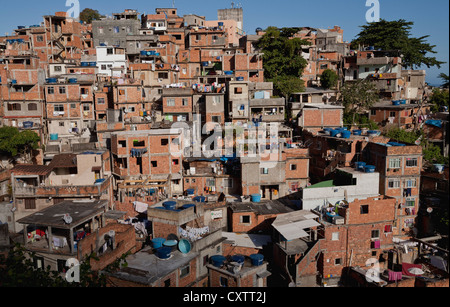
[357,56,390,66]
[13,176,112,198]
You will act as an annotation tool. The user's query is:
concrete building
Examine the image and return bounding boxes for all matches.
[16,199,137,272]
[300,167,380,211]
[92,10,141,48]
[96,46,127,77]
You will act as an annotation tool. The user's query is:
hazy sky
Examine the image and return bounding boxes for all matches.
[1,0,448,85]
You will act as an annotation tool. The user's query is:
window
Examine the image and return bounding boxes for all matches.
[335,258,342,265]
[54,105,64,112]
[97,98,105,104]
[133,140,145,147]
[371,109,376,116]
[371,230,380,239]
[389,158,401,169]
[261,168,269,175]
[182,98,189,106]
[223,178,233,188]
[405,198,415,207]
[180,264,190,278]
[360,205,369,214]
[81,88,89,95]
[211,116,221,123]
[388,179,400,189]
[107,48,114,55]
[24,198,36,210]
[161,139,169,146]
[158,72,168,79]
[384,225,393,233]
[332,232,340,241]
[220,277,228,287]
[71,103,76,109]
[98,27,104,34]
[101,65,107,70]
[406,158,418,167]
[59,122,65,127]
[405,179,416,188]
[48,87,54,94]
[241,215,251,224]
[113,27,119,34]
[54,66,62,72]
[234,87,243,94]
[290,164,297,171]
[167,99,175,106]
[195,34,201,41]
[389,111,396,117]
[59,86,66,94]
[164,279,171,287]
[28,103,38,111]
[37,35,44,42]
[83,104,90,111]
[8,103,21,111]
[151,161,158,167]
[203,255,209,266]
[206,179,215,187]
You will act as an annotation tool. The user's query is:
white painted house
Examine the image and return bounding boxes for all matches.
[96,46,127,77]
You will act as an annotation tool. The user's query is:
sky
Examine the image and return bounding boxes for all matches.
[1,0,448,85]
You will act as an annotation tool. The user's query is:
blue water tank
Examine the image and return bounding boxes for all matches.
[163,201,177,210]
[68,78,77,83]
[341,131,351,139]
[251,194,261,203]
[353,130,362,136]
[156,247,172,259]
[330,129,340,137]
[193,196,206,203]
[355,162,366,171]
[50,134,59,141]
[392,100,400,106]
[152,238,166,249]
[163,240,178,247]
[400,99,407,105]
[186,189,195,195]
[81,62,89,67]
[89,62,97,67]
[250,254,264,266]
[178,239,192,254]
[210,255,226,268]
[365,165,376,173]
[231,255,245,265]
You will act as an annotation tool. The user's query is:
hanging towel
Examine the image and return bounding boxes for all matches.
[402,263,422,276]
[388,270,403,281]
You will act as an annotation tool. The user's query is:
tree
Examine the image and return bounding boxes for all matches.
[428,88,449,112]
[438,73,449,88]
[271,75,305,100]
[320,69,338,89]
[256,27,310,100]
[0,127,40,162]
[340,79,379,125]
[351,19,445,69]
[79,8,104,24]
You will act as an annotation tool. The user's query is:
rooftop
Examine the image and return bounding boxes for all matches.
[17,200,108,229]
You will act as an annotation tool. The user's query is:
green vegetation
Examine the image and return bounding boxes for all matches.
[256,27,309,99]
[351,19,445,69]
[384,127,448,166]
[80,8,105,24]
[320,69,339,89]
[341,79,379,126]
[438,73,449,88]
[343,113,379,130]
[428,88,449,112]
[0,127,40,162]
[0,244,130,287]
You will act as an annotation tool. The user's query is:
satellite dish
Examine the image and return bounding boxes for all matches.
[63,214,73,224]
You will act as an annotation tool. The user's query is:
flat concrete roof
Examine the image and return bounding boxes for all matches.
[229,199,295,215]
[111,247,199,285]
[17,200,108,229]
